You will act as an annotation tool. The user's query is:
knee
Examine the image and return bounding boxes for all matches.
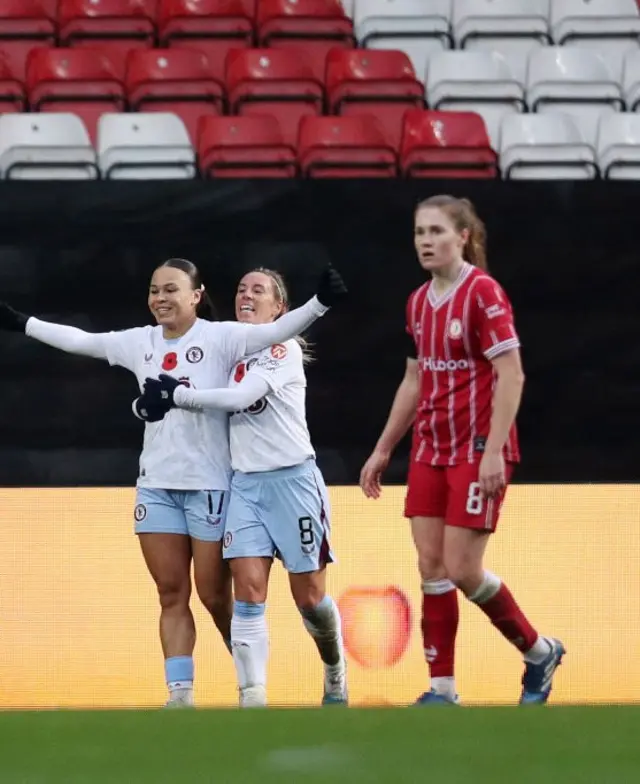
[417,550,447,582]
[231,568,267,605]
[196,583,231,618]
[292,584,325,612]
[156,574,191,611]
[443,553,484,595]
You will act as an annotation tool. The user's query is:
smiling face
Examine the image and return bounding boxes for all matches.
[235,271,285,324]
[414,205,469,273]
[148,265,201,334]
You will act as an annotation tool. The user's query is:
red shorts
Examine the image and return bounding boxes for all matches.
[404,461,514,533]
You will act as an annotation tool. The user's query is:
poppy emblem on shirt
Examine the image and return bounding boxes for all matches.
[448,319,462,339]
[162,352,178,371]
[271,343,287,360]
[186,346,203,364]
[234,363,246,383]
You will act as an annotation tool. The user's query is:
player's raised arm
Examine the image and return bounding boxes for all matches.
[238,266,347,356]
[0,301,109,359]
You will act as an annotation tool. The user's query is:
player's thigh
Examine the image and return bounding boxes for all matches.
[443,525,491,591]
[230,557,273,604]
[190,537,231,609]
[222,475,277,564]
[183,489,228,543]
[404,462,448,576]
[288,566,327,610]
[445,462,514,534]
[262,461,334,575]
[138,532,192,603]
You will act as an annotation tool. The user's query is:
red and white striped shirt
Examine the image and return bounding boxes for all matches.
[406,263,520,466]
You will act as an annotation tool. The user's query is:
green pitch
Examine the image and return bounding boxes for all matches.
[0,706,637,783]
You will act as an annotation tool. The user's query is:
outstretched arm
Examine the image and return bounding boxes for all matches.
[242,296,327,355]
[25,317,109,360]
[0,302,109,359]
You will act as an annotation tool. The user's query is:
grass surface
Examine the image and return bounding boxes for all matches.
[0,706,638,783]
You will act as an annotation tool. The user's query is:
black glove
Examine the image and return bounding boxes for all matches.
[0,301,29,332]
[142,374,181,408]
[316,265,348,308]
[132,397,171,423]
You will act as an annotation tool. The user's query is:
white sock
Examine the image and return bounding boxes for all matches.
[231,601,269,690]
[298,595,344,670]
[431,676,457,700]
[523,635,552,665]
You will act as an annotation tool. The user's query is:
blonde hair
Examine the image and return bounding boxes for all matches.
[415,195,488,271]
[249,267,314,364]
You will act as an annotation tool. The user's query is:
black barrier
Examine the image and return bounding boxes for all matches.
[0,180,637,486]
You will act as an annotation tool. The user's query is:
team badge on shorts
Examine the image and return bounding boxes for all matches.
[448,319,462,339]
[134,504,147,522]
[223,532,233,548]
[186,346,203,364]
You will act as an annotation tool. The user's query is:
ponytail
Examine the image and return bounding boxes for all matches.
[197,288,218,321]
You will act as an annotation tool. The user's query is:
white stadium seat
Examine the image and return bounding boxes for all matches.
[453,0,550,85]
[97,113,196,180]
[426,50,525,149]
[527,47,624,147]
[500,112,598,180]
[622,48,640,111]
[551,0,640,81]
[597,112,640,179]
[354,0,452,80]
[0,113,97,180]
[341,0,355,16]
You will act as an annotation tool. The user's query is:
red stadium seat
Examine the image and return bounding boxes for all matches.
[0,1,56,81]
[326,48,425,148]
[158,0,254,82]
[0,55,26,112]
[400,110,499,179]
[58,0,156,62]
[198,114,296,178]
[126,49,223,143]
[298,115,397,178]
[226,48,323,147]
[26,48,126,143]
[257,0,354,82]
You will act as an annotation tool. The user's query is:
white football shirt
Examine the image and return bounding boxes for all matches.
[228,339,314,473]
[104,319,248,490]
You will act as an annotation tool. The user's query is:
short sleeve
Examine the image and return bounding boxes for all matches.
[472,278,520,360]
[247,341,302,393]
[103,327,148,372]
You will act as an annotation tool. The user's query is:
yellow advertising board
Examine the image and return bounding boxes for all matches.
[0,485,638,708]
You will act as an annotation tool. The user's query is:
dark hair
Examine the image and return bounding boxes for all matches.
[245,267,313,364]
[415,195,488,271]
[159,258,217,320]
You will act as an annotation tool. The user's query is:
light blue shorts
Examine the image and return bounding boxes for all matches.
[222,459,334,573]
[134,487,228,542]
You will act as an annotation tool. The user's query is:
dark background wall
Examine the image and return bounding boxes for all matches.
[0,180,637,486]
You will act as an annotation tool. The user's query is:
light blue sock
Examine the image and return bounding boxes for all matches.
[165,655,194,691]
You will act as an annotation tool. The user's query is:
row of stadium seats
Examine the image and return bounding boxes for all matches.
[0,0,639,84]
[3,110,640,181]
[4,45,640,151]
